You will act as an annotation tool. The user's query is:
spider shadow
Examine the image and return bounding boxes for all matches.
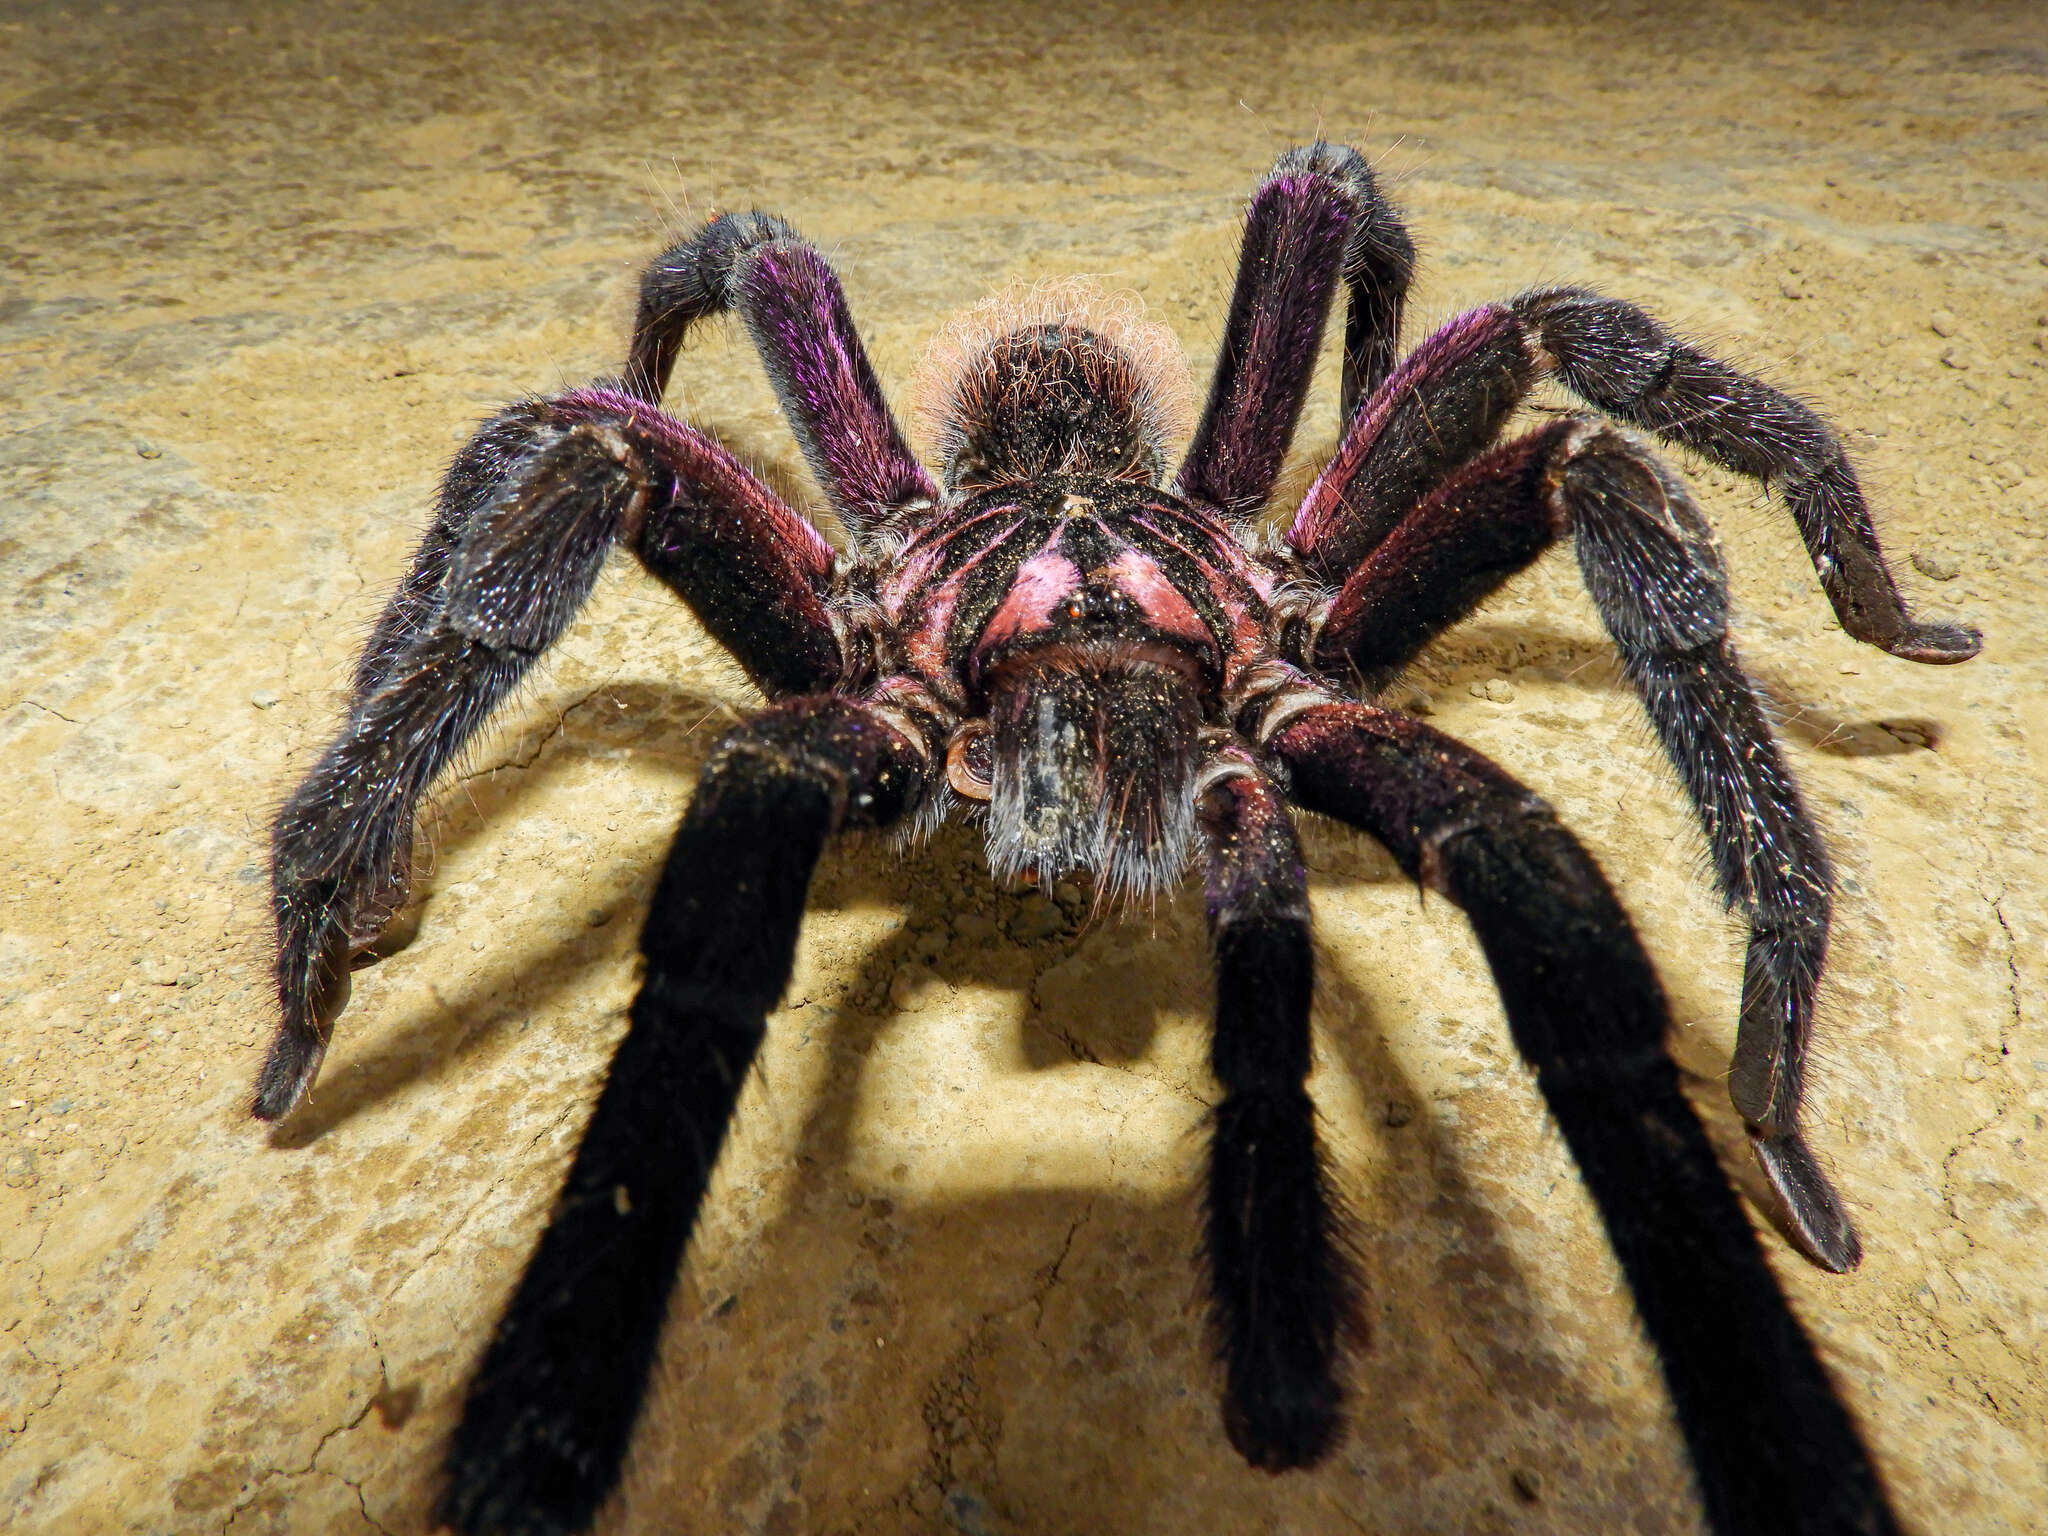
[1414,618,1947,760]
[601,827,1655,1531]
[266,679,754,1148]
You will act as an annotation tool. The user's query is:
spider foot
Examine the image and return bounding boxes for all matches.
[1870,617,1983,665]
[1222,1369,1345,1473]
[1749,1126,1863,1274]
[1206,1088,1355,1476]
[251,923,352,1122]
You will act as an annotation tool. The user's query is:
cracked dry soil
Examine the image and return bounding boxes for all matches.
[2,1,2045,1532]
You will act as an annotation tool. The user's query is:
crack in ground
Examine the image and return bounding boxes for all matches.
[221,1344,394,1535]
[343,1472,396,1536]
[384,1096,585,1312]
[1022,1014,1215,1114]
[2,698,84,724]
[1915,806,2040,1420]
[4,1330,65,1442]
[449,683,610,789]
[1937,885,2024,1226]
[1029,1203,1093,1332]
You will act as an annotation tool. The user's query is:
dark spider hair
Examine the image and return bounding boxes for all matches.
[255,143,1978,1536]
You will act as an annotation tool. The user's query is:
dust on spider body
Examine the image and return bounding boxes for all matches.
[255,142,1974,1536]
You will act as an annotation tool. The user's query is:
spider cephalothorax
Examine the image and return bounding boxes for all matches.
[256,144,1977,1536]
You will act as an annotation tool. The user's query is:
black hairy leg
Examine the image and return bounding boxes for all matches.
[437,695,931,1536]
[1303,410,1889,1268]
[1513,287,1978,663]
[256,391,843,1122]
[1266,699,1899,1536]
[1305,420,1854,1266]
[1178,142,1414,522]
[1196,749,1355,1469]
[327,404,573,950]
[625,211,936,541]
[1290,294,1982,667]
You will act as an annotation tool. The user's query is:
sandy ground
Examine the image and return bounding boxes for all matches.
[2,1,2044,1532]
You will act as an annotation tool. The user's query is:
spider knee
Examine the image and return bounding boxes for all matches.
[642,210,803,316]
[1269,140,1372,187]
[1511,286,1681,410]
[1266,142,1412,274]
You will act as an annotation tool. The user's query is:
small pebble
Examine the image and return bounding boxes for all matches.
[136,442,162,460]
[1383,1100,1415,1129]
[1910,548,1959,581]
[1940,344,1972,370]
[1961,1058,1986,1083]
[1837,662,1860,675]
[250,690,280,709]
[1928,309,1959,337]
[1779,275,1805,300]
[1469,677,1515,704]
[585,908,609,928]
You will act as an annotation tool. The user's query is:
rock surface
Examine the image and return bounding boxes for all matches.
[2,2,2044,1532]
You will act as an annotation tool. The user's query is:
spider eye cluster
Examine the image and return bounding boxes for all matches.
[912,278,1193,492]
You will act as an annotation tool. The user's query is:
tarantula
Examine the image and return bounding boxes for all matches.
[255,144,1979,1535]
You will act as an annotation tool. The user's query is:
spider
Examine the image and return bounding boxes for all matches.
[255,143,1979,1536]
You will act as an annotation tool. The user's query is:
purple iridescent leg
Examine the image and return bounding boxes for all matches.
[1177,143,1413,524]
[626,213,935,541]
[1288,294,1981,663]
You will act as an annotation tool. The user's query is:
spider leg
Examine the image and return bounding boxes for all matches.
[1264,699,1900,1536]
[1177,143,1414,524]
[625,212,937,542]
[1516,287,1978,662]
[1288,296,1982,665]
[255,390,842,1122]
[1196,749,1355,1469]
[1288,305,1537,573]
[437,694,932,1536]
[1305,419,1861,1270]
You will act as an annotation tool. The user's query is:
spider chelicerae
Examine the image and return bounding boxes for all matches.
[255,143,1979,1536]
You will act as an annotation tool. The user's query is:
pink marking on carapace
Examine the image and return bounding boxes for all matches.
[976,551,1085,653]
[879,499,1019,615]
[1123,507,1274,681]
[1102,547,1212,651]
[896,520,1036,677]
